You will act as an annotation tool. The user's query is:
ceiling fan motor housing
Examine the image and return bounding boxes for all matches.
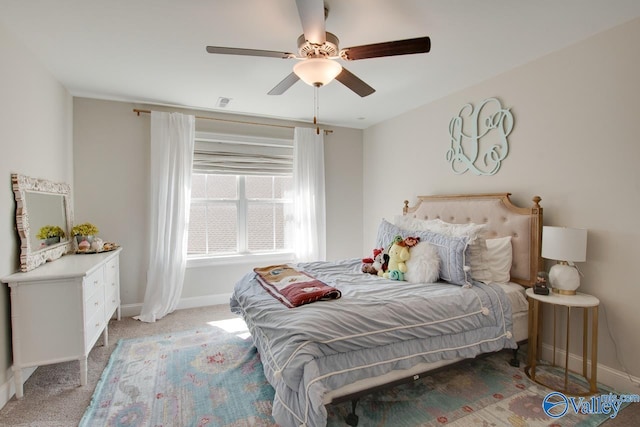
[297,32,339,58]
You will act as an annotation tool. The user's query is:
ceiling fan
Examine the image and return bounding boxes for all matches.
[205,0,431,98]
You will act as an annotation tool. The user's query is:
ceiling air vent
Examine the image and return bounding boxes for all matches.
[216,97,232,108]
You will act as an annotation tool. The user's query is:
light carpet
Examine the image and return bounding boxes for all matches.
[80,324,624,426]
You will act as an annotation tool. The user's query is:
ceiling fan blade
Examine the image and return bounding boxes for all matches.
[267,72,300,95]
[295,0,326,45]
[335,68,375,97]
[206,46,295,59]
[340,36,431,61]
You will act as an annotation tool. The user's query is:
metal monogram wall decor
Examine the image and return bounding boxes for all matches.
[446,97,514,175]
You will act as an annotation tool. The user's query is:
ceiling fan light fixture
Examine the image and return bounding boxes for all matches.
[293,58,342,87]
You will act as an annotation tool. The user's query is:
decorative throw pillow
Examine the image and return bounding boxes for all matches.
[393,216,491,283]
[486,236,513,283]
[376,219,470,286]
[404,241,440,283]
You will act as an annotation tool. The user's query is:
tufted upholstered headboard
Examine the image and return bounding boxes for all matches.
[402,193,543,287]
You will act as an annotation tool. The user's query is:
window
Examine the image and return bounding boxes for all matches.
[188,174,293,256]
[187,132,294,259]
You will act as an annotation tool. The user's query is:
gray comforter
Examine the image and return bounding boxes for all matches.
[230,258,516,427]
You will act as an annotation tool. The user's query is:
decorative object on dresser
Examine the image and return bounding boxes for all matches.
[72,222,99,249]
[1,248,122,399]
[10,173,74,272]
[542,226,588,295]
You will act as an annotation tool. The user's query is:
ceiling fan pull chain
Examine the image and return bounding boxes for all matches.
[314,84,320,135]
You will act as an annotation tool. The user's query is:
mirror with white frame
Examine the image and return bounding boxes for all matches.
[11,173,74,272]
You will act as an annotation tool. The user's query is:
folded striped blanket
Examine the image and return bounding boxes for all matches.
[253,264,342,308]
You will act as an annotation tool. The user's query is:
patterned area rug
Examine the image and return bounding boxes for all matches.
[80,323,623,426]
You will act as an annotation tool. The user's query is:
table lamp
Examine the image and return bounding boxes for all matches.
[541,226,587,295]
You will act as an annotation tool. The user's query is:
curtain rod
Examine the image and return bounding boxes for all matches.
[132,109,333,135]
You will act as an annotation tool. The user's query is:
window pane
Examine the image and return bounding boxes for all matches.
[274,176,293,199]
[191,174,206,199]
[246,176,273,199]
[282,202,294,250]
[274,204,286,250]
[206,174,237,199]
[247,203,274,251]
[187,205,206,254]
[207,204,237,254]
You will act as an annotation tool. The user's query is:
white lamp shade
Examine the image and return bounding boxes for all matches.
[293,58,343,87]
[542,226,587,262]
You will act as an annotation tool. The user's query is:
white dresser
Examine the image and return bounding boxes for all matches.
[2,248,122,398]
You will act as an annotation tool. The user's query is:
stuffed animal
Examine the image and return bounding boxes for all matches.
[361,263,377,274]
[362,248,387,275]
[387,269,404,281]
[372,249,388,274]
[403,236,420,248]
[383,235,411,279]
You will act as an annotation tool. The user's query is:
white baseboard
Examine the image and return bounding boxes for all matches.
[539,343,640,395]
[0,366,37,409]
[119,293,233,319]
[176,293,233,310]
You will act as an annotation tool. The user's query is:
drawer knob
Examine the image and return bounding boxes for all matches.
[95,301,99,306]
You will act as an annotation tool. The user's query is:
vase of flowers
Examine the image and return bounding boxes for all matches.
[72,222,99,246]
[36,225,66,246]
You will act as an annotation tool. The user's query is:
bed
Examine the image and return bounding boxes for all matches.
[230,193,543,427]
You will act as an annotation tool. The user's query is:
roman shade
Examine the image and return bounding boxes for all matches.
[193,132,293,176]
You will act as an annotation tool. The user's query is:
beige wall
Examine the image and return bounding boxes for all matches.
[73,98,363,312]
[0,24,73,400]
[363,18,640,392]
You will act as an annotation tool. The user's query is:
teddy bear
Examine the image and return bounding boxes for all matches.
[382,235,413,280]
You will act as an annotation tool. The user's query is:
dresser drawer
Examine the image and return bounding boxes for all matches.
[83,268,104,302]
[105,284,119,317]
[84,289,104,321]
[84,308,105,347]
[105,258,118,286]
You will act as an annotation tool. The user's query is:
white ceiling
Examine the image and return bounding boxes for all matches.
[2,0,640,129]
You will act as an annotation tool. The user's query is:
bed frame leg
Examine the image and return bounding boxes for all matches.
[509,345,520,367]
[345,399,360,426]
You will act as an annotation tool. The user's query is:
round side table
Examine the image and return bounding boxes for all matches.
[524,287,599,395]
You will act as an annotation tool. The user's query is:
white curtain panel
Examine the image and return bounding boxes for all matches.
[293,127,326,262]
[136,111,195,322]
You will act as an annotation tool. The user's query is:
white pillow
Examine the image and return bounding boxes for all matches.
[393,216,491,283]
[485,236,512,283]
[404,241,440,283]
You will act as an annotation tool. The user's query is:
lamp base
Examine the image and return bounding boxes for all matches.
[549,262,580,295]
